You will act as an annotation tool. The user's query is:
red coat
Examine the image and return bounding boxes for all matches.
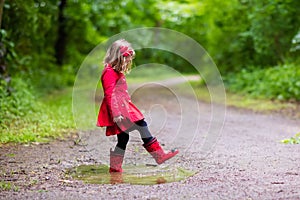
[97,65,144,136]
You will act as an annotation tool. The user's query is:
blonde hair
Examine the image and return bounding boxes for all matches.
[103,39,135,73]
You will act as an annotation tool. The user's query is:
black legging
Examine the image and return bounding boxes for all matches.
[116,120,153,152]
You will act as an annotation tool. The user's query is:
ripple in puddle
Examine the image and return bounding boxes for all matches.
[66,164,195,185]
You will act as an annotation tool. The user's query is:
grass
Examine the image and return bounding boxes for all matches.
[187,81,296,113]
[6,153,15,157]
[0,181,19,191]
[126,65,181,84]
[281,132,300,144]
[0,87,76,144]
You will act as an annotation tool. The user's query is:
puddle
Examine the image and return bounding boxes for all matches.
[66,164,195,185]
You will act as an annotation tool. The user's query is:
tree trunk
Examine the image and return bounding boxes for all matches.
[55,0,67,66]
[0,0,7,78]
[0,0,4,28]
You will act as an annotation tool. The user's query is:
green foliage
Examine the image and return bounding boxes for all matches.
[0,29,17,64]
[2,0,57,71]
[247,0,300,66]
[3,0,300,73]
[0,181,19,191]
[200,0,252,71]
[31,65,76,93]
[188,80,294,112]
[225,64,300,101]
[135,49,196,73]
[0,77,36,126]
[198,0,300,71]
[1,0,300,144]
[0,82,75,143]
[281,133,300,144]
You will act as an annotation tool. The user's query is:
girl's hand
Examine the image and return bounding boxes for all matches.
[113,115,124,123]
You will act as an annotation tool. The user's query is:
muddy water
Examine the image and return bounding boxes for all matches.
[67,164,195,185]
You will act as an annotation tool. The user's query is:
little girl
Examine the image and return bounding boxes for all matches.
[97,39,179,173]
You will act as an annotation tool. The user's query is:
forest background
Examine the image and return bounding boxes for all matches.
[0,0,300,143]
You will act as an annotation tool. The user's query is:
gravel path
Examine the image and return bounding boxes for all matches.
[0,77,300,200]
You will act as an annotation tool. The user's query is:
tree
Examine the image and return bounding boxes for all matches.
[55,0,67,66]
[248,0,300,66]
[0,0,9,90]
[0,0,4,28]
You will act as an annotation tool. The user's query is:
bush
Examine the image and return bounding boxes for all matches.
[0,76,75,143]
[225,64,300,101]
[0,77,36,126]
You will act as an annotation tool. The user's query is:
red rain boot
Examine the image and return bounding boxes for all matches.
[143,137,179,164]
[109,149,124,173]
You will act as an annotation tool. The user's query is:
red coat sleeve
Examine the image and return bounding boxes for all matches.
[101,68,121,117]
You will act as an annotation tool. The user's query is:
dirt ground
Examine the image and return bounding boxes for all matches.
[1,79,300,200]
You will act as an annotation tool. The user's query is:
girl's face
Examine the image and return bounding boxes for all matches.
[125,56,132,63]
[123,49,135,64]
[125,53,134,61]
[123,55,133,69]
